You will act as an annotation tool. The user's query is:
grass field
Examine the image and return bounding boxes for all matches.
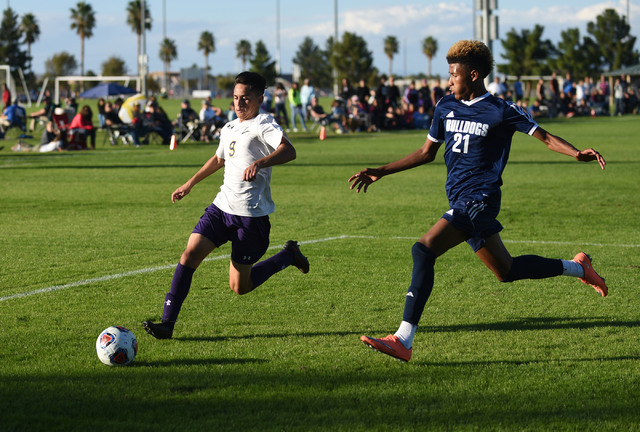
[1,115,639,431]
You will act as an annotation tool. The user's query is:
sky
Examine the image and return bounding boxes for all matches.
[8,0,640,81]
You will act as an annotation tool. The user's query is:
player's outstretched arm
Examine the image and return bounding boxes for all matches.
[533,127,606,170]
[172,154,225,203]
[348,138,441,193]
[243,138,296,182]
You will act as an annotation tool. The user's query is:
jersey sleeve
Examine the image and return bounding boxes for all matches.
[258,114,285,151]
[504,102,538,135]
[426,101,445,143]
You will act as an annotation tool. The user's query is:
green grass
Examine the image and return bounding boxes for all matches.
[1,116,639,431]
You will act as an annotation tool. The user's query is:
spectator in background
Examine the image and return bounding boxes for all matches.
[529,99,545,119]
[28,90,55,132]
[97,98,106,129]
[104,101,122,128]
[37,121,64,152]
[0,98,26,133]
[356,79,370,110]
[625,85,638,114]
[174,99,199,140]
[274,82,290,131]
[418,78,433,114]
[199,99,225,142]
[308,96,346,134]
[431,78,444,106]
[412,105,431,130]
[575,80,586,106]
[563,72,574,96]
[340,77,355,102]
[513,76,524,102]
[403,80,419,110]
[69,105,95,149]
[175,99,199,129]
[549,72,560,105]
[2,83,11,109]
[386,75,401,109]
[376,75,388,111]
[64,97,78,122]
[129,102,145,147]
[536,77,547,103]
[288,81,308,132]
[613,78,625,116]
[487,76,502,96]
[300,78,316,121]
[598,74,610,98]
[145,100,173,144]
[227,102,237,122]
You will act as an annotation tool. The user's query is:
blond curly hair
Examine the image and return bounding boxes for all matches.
[446,40,494,79]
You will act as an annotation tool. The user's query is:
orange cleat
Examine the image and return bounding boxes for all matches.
[360,334,412,362]
[573,252,608,297]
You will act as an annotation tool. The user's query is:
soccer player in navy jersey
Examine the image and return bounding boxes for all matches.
[143,72,309,339]
[348,40,607,362]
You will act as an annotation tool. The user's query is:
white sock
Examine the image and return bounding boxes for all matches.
[561,259,585,278]
[394,321,417,349]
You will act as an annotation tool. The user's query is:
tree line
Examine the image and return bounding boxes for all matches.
[0,3,637,95]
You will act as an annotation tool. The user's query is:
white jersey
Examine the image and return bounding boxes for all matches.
[213,113,284,217]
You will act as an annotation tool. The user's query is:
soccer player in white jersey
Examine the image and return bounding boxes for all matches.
[144,72,309,339]
[348,40,607,362]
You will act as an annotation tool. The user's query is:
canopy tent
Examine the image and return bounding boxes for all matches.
[603,64,640,77]
[78,82,137,99]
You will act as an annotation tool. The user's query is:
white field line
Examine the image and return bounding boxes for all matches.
[1,235,637,303]
[0,235,367,303]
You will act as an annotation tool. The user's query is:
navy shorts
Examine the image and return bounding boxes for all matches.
[442,192,503,252]
[192,203,271,265]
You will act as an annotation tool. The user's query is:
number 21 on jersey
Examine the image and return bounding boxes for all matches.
[452,133,470,154]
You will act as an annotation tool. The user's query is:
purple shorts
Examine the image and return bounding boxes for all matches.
[193,203,271,265]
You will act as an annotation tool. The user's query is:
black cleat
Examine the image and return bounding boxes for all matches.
[142,320,174,339]
[283,240,309,274]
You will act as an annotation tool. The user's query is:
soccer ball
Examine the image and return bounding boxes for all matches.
[96,326,138,366]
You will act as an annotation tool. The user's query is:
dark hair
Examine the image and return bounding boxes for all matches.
[235,71,266,96]
[80,105,93,119]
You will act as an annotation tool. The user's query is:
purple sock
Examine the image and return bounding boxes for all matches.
[162,263,195,323]
[250,249,293,289]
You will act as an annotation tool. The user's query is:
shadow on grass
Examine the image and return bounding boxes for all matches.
[133,357,267,367]
[423,316,639,333]
[417,354,640,368]
[174,330,364,343]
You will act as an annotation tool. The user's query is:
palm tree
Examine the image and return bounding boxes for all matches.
[20,13,40,72]
[422,36,438,79]
[383,35,399,77]
[126,0,152,76]
[69,1,96,77]
[159,38,178,93]
[198,31,215,89]
[236,40,252,71]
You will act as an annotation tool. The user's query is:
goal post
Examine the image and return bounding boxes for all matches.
[0,65,32,105]
[54,75,141,104]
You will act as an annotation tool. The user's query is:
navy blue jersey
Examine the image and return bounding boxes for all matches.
[428,93,538,204]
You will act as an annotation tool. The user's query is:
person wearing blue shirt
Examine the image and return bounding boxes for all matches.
[348,40,608,363]
[0,99,26,130]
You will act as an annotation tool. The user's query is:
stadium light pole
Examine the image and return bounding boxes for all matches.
[474,0,498,83]
[333,0,338,97]
[276,0,281,76]
[140,0,148,97]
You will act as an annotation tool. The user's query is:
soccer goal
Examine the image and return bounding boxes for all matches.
[54,75,141,104]
[0,65,32,105]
